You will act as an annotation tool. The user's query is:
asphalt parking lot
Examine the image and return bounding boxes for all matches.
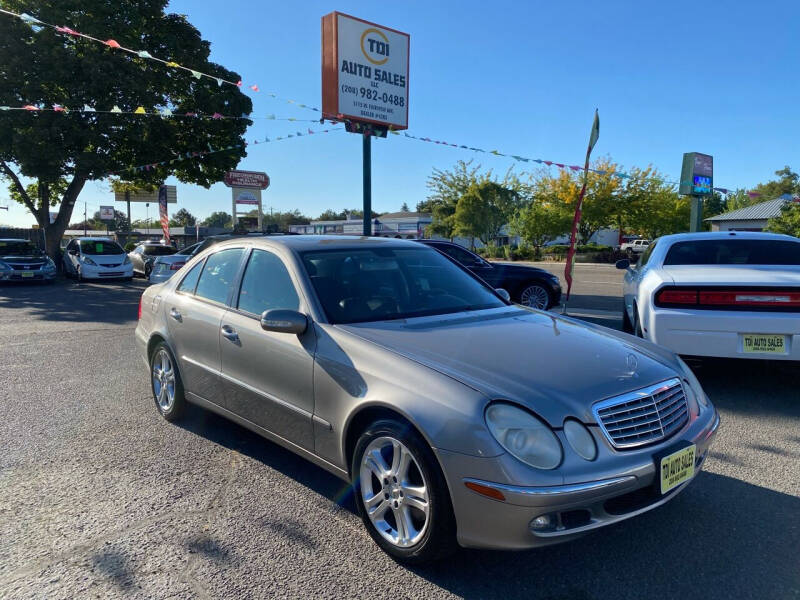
[1,268,798,600]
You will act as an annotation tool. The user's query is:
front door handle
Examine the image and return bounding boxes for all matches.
[221,325,239,343]
[169,308,182,322]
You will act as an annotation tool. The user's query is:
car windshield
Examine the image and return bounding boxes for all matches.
[79,240,124,255]
[663,239,800,266]
[302,247,506,324]
[0,240,43,256]
[144,245,177,256]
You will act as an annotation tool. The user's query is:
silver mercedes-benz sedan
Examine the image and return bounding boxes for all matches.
[135,235,719,564]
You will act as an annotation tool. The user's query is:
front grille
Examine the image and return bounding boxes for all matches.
[99,272,124,277]
[9,263,45,271]
[102,263,122,268]
[593,378,688,449]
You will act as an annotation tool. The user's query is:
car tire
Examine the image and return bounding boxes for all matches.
[518,282,552,310]
[144,264,152,278]
[633,308,644,338]
[149,342,187,422]
[76,267,83,283]
[351,418,456,565]
[622,306,634,333]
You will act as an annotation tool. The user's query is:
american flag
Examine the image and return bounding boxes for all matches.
[158,186,170,244]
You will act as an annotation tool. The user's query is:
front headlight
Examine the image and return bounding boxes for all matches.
[563,419,597,461]
[42,258,56,272]
[81,256,98,266]
[676,356,709,408]
[0,260,10,272]
[123,255,131,265]
[485,403,563,469]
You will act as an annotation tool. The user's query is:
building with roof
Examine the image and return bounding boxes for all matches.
[706,194,799,232]
[289,211,432,238]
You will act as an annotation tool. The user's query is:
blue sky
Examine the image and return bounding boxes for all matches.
[3,0,799,227]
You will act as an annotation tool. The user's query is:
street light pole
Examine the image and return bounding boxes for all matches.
[362,133,372,236]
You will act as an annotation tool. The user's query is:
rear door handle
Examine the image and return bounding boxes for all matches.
[169,308,182,322]
[221,325,239,342]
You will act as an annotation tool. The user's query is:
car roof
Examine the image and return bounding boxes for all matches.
[0,238,37,242]
[210,235,423,252]
[77,237,115,242]
[656,231,800,244]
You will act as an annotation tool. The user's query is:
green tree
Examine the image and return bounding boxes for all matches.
[453,181,521,246]
[0,1,252,257]
[751,166,800,199]
[400,202,410,212]
[201,211,232,228]
[169,208,196,227]
[510,201,572,253]
[421,160,487,239]
[767,203,800,237]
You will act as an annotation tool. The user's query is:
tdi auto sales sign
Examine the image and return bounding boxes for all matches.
[322,12,409,129]
[223,170,270,189]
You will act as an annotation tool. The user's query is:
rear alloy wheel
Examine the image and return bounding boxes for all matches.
[150,343,186,421]
[352,419,456,564]
[519,283,551,310]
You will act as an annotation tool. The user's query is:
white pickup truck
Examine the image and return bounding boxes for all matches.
[620,239,650,254]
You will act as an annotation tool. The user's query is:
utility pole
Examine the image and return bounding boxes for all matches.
[83,202,87,236]
[125,190,131,230]
[362,133,372,236]
[145,203,150,238]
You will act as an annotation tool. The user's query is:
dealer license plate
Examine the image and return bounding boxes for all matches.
[659,445,695,495]
[742,334,786,354]
[21,271,35,278]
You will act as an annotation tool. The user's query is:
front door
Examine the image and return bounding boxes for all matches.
[220,248,315,449]
[166,247,245,405]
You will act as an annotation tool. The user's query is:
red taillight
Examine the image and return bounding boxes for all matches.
[138,295,143,320]
[656,289,698,305]
[699,290,800,307]
[169,262,185,271]
[656,287,800,309]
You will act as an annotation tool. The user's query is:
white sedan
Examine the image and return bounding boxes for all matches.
[617,231,800,360]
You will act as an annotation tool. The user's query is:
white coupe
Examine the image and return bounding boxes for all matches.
[617,231,800,360]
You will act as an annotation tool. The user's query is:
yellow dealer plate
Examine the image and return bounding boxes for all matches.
[21,271,35,278]
[742,334,786,354]
[660,445,695,495]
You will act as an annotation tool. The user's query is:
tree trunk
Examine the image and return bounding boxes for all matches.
[43,176,87,259]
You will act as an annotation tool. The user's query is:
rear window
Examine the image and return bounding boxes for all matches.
[144,245,177,256]
[80,240,124,255]
[664,240,800,266]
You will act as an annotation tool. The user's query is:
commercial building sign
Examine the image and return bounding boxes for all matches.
[224,170,270,189]
[113,185,177,204]
[679,152,713,196]
[99,206,115,221]
[322,12,409,130]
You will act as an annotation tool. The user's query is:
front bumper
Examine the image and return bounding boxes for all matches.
[649,307,800,360]
[0,269,56,281]
[438,407,720,550]
[80,263,134,280]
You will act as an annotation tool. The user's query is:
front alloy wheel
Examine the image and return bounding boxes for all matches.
[352,419,456,564]
[520,283,550,309]
[359,437,431,548]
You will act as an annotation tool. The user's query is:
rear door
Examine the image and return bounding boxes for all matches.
[220,247,315,449]
[165,247,246,406]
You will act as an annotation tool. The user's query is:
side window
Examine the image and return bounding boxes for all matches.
[639,241,657,267]
[237,249,300,315]
[440,244,484,268]
[176,260,204,294]
[194,248,244,304]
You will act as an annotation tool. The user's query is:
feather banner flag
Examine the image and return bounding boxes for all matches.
[564,109,600,304]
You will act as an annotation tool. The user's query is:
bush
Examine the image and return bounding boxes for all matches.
[124,241,137,252]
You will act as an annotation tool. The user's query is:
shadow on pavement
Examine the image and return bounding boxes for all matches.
[176,407,357,514]
[0,277,146,325]
[409,472,800,600]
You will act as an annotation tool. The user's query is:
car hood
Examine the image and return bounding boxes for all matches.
[492,262,555,279]
[0,254,47,263]
[88,254,127,265]
[661,264,800,286]
[338,307,679,426]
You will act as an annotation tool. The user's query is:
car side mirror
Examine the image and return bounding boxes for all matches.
[495,288,511,302]
[69,248,79,256]
[615,259,630,270]
[260,309,308,335]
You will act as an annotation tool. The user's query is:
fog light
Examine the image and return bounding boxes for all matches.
[530,514,553,531]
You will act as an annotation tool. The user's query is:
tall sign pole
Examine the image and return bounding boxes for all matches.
[322,12,410,236]
[363,134,371,235]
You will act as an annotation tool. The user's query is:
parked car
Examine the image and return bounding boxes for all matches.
[0,238,57,282]
[416,240,561,309]
[128,243,178,278]
[620,239,650,254]
[63,238,133,282]
[136,235,719,563]
[617,231,800,360]
[148,242,203,285]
